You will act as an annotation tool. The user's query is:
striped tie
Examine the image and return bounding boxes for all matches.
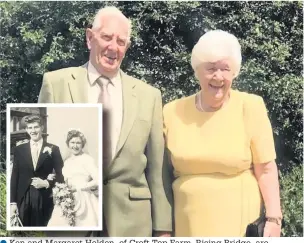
[97,76,111,109]
[96,76,112,169]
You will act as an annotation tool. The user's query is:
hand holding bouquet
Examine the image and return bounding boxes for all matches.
[52,182,76,226]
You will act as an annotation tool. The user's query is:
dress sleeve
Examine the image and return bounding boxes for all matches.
[85,155,99,182]
[246,95,277,164]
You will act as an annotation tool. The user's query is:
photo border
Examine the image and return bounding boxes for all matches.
[6,103,103,231]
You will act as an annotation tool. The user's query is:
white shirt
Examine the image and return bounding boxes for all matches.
[30,138,43,168]
[87,61,123,159]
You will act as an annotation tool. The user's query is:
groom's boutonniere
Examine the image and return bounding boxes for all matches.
[43,146,52,156]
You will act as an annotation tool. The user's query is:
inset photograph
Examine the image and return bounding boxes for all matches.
[6,104,103,231]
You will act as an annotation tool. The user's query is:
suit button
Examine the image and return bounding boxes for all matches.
[103,179,108,185]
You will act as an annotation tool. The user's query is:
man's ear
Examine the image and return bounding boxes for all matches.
[125,41,131,53]
[25,127,30,135]
[86,28,94,50]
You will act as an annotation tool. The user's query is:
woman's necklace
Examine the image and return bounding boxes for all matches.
[196,92,206,112]
[196,91,216,112]
[196,91,230,112]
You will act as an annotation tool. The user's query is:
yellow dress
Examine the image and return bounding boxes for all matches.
[163,89,276,237]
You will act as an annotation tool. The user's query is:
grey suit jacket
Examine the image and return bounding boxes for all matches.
[38,65,173,236]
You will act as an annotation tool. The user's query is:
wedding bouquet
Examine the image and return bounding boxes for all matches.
[10,213,23,227]
[52,182,76,226]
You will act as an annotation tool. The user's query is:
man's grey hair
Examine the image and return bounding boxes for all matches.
[191,30,242,78]
[92,6,132,42]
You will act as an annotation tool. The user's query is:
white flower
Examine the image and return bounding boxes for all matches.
[43,146,52,156]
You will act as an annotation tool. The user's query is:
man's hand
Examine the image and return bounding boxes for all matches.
[31,177,49,189]
[154,231,171,237]
[10,204,18,216]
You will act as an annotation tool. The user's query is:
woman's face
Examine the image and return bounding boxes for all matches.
[196,59,235,106]
[68,137,83,155]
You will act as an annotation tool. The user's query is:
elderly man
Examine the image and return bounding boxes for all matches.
[38,6,172,237]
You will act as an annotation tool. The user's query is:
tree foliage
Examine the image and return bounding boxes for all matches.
[280,164,303,237]
[0,1,302,236]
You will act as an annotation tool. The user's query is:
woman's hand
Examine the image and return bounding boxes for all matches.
[80,186,91,192]
[263,221,281,237]
[254,161,282,237]
[80,180,98,192]
[154,231,171,237]
[67,181,77,192]
[81,185,98,192]
[47,173,56,181]
[70,187,77,193]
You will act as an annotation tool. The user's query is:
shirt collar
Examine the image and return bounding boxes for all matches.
[87,61,121,87]
[30,138,43,147]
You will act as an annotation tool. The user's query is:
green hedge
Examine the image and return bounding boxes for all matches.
[280,164,303,237]
[0,173,43,237]
[1,1,302,171]
[0,173,5,235]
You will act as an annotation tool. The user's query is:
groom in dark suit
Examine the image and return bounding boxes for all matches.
[10,115,64,226]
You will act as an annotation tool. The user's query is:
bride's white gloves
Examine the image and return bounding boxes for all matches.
[47,173,56,181]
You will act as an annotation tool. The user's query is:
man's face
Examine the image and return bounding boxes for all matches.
[26,122,43,142]
[86,14,130,78]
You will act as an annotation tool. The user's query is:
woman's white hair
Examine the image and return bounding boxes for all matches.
[92,6,132,42]
[191,30,242,77]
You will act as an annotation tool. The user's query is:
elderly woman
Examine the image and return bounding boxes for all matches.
[163,30,282,237]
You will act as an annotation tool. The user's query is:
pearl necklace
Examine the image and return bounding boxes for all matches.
[196,91,219,112]
[195,91,230,112]
[196,92,206,112]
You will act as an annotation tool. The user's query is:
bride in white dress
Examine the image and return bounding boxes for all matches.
[48,130,99,227]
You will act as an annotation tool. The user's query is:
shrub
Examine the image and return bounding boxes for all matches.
[0,173,44,237]
[280,164,303,237]
[0,173,5,236]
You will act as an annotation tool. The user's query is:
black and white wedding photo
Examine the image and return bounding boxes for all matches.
[6,104,103,231]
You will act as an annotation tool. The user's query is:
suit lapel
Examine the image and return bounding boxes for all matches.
[68,63,88,103]
[113,71,138,160]
[35,141,48,171]
[23,142,34,171]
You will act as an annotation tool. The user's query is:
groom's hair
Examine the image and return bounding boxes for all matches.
[24,115,43,127]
